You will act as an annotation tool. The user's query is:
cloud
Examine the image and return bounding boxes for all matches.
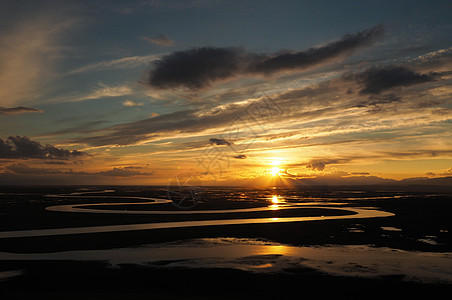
[68,54,161,74]
[47,120,109,136]
[6,163,66,175]
[70,88,369,147]
[0,136,86,159]
[0,106,43,115]
[147,25,384,90]
[248,24,384,74]
[98,166,153,177]
[5,164,152,177]
[297,150,452,175]
[51,82,134,103]
[44,161,69,165]
[0,5,77,106]
[426,166,452,177]
[75,106,244,146]
[306,161,326,171]
[143,34,174,46]
[78,95,285,147]
[445,166,452,175]
[354,65,437,94]
[209,138,231,146]
[122,100,143,107]
[297,174,397,186]
[412,47,452,63]
[302,158,358,171]
[148,47,245,89]
[87,83,133,99]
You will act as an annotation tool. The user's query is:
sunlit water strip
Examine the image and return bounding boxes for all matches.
[45,200,337,214]
[0,207,393,239]
[0,238,450,283]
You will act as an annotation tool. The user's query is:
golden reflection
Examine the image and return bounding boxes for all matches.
[251,263,273,269]
[270,195,280,210]
[257,244,293,256]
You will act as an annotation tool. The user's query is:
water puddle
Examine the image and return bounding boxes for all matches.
[381,226,402,232]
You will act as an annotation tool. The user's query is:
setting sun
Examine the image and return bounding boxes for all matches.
[271,167,281,176]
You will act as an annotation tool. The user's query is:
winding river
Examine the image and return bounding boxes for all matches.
[0,191,394,239]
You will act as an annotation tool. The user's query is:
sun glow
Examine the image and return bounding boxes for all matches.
[271,159,281,166]
[271,167,281,176]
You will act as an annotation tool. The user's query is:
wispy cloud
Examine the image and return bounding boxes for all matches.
[0,9,77,106]
[86,83,133,99]
[44,82,135,103]
[0,106,43,115]
[68,82,134,102]
[68,54,161,74]
[46,120,109,136]
[5,164,152,177]
[143,34,174,47]
[122,100,144,107]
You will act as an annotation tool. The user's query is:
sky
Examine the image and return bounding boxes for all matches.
[0,0,451,186]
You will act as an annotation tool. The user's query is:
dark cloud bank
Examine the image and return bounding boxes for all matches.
[353,65,437,94]
[147,24,385,89]
[0,136,86,159]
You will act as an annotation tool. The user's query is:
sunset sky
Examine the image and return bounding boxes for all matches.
[1,0,451,186]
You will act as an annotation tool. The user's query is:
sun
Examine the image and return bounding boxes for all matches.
[268,158,283,176]
[271,167,281,176]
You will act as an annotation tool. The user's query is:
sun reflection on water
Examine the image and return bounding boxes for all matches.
[256,244,294,257]
[270,195,281,210]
